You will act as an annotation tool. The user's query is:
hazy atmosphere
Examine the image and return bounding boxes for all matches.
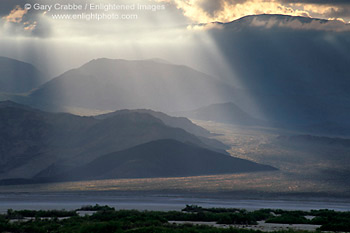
[1,0,350,232]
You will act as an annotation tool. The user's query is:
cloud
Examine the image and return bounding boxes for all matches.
[1,0,188,39]
[0,3,51,37]
[324,6,350,21]
[160,0,311,23]
[1,0,349,40]
[159,0,350,24]
[2,5,27,23]
[289,3,350,23]
[23,21,37,31]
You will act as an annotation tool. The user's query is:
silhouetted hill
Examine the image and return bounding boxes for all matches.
[51,139,276,181]
[179,102,264,126]
[28,59,234,112]
[0,57,45,93]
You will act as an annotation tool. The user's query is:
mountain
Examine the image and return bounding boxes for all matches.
[204,14,350,131]
[43,139,276,181]
[5,15,349,135]
[0,57,45,93]
[28,58,235,112]
[178,102,264,126]
[97,109,214,137]
[0,101,241,183]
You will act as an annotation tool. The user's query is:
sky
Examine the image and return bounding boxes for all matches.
[0,0,350,76]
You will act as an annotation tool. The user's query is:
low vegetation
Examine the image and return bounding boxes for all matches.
[0,204,349,232]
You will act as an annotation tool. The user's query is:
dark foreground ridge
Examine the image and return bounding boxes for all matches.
[52,139,276,181]
[0,101,275,185]
[1,204,350,232]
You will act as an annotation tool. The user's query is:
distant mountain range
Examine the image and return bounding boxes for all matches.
[26,58,234,112]
[0,101,275,184]
[1,14,350,136]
